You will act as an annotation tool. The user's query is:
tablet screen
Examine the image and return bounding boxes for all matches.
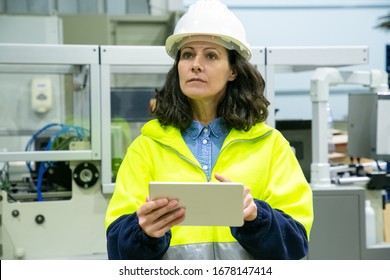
[149,182,244,226]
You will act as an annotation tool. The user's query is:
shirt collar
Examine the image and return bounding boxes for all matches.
[184,118,230,140]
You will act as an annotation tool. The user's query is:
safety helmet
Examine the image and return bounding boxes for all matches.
[165,0,251,60]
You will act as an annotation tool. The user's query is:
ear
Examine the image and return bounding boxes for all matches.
[228,68,237,81]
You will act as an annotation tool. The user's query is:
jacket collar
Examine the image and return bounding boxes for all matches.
[141,119,273,147]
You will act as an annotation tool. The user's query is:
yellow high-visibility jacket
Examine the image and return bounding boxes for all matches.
[105,119,314,260]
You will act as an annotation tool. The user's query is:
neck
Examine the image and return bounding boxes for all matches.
[192,104,217,125]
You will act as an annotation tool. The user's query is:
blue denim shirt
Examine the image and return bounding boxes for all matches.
[181,118,230,181]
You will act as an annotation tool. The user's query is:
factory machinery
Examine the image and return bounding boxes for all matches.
[0,43,389,259]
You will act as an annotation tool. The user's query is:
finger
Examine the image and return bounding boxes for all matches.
[243,187,251,208]
[137,198,169,216]
[138,199,181,231]
[145,207,186,238]
[214,173,231,182]
[243,202,257,221]
[147,199,181,222]
[153,207,186,236]
[242,187,257,221]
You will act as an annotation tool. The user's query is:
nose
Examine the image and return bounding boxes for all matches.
[191,56,203,72]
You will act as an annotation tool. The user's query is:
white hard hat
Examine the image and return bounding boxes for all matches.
[165,0,251,60]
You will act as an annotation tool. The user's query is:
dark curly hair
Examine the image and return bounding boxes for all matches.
[151,49,269,131]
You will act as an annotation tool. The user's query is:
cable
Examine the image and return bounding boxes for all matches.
[25,123,90,201]
[25,123,63,173]
[36,163,46,202]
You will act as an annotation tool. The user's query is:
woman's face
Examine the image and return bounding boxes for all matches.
[178,41,236,104]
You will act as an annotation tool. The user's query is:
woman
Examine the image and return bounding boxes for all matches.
[105,0,313,260]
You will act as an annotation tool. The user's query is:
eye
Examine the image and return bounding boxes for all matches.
[181,51,193,59]
[206,52,218,60]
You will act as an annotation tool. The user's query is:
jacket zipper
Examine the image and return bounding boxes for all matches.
[163,144,208,180]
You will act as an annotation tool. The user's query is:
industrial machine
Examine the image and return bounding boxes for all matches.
[265,50,390,258]
[0,44,110,259]
[308,67,390,258]
[309,68,389,188]
[0,43,177,259]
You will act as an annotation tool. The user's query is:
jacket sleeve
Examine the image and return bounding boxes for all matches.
[230,199,308,260]
[106,212,171,260]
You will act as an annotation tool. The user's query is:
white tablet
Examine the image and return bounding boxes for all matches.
[149,181,244,226]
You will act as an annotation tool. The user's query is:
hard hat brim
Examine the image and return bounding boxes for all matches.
[165,32,252,61]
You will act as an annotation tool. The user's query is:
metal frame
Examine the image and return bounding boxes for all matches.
[0,43,101,162]
[264,45,369,128]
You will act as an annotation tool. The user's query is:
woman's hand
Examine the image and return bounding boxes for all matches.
[214,174,257,222]
[137,197,186,238]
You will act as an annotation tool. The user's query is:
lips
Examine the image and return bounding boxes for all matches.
[187,78,206,83]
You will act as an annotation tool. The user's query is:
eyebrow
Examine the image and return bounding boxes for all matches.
[181,46,222,55]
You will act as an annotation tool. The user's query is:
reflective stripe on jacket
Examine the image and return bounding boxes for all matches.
[162,242,254,259]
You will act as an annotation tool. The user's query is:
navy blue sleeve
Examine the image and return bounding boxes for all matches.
[230,199,308,260]
[106,213,171,260]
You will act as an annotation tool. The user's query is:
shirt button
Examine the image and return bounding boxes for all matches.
[203,128,209,133]
[202,139,208,144]
[202,165,208,170]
